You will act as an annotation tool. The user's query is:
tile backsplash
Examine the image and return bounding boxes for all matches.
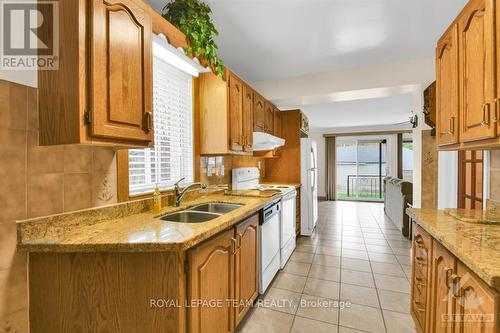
[0,79,118,331]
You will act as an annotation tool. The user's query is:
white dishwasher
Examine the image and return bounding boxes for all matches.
[280,188,297,268]
[259,199,281,294]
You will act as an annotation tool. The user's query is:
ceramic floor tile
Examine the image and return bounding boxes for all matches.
[291,251,315,264]
[316,246,341,256]
[341,258,372,273]
[295,244,317,254]
[373,274,410,293]
[308,264,341,282]
[238,307,295,333]
[402,265,412,279]
[272,272,307,293]
[296,294,340,324]
[364,238,390,246]
[396,255,412,266]
[341,249,369,260]
[341,269,375,288]
[368,252,399,264]
[340,283,379,307]
[291,316,339,333]
[339,303,385,333]
[383,309,418,333]
[303,277,340,300]
[263,288,302,315]
[313,254,341,268]
[283,261,311,277]
[338,326,368,333]
[370,262,406,277]
[342,236,365,244]
[378,289,410,313]
[365,244,393,254]
[341,242,366,251]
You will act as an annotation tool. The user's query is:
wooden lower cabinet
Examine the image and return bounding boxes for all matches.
[234,214,259,326]
[411,222,499,333]
[411,223,433,333]
[429,240,457,333]
[187,214,259,333]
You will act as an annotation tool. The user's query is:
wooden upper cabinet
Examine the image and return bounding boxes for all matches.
[234,214,259,326]
[37,0,153,147]
[264,102,274,134]
[228,74,244,151]
[188,228,236,333]
[91,0,153,143]
[458,0,497,142]
[274,108,282,138]
[436,24,459,146]
[253,93,266,132]
[242,84,254,151]
[429,240,456,333]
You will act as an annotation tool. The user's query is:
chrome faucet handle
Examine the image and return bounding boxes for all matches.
[174,177,186,189]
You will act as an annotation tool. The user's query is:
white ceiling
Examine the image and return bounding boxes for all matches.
[302,94,413,131]
[147,0,466,82]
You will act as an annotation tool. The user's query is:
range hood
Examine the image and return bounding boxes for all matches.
[252,131,285,151]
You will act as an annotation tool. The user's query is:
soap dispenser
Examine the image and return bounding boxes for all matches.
[153,185,162,214]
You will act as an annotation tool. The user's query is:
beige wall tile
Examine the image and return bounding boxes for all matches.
[0,222,26,271]
[64,145,92,173]
[27,87,38,131]
[64,173,92,211]
[0,81,27,131]
[0,265,27,319]
[92,171,118,207]
[92,147,117,173]
[0,129,27,221]
[27,173,64,218]
[27,131,64,175]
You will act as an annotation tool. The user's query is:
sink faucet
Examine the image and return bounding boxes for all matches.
[174,177,207,207]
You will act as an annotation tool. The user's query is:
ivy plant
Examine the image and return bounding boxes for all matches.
[163,0,225,76]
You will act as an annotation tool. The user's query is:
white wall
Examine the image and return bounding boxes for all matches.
[437,151,458,209]
[0,70,37,87]
[386,134,398,178]
[309,132,326,198]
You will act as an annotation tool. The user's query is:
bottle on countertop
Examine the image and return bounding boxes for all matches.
[153,185,162,214]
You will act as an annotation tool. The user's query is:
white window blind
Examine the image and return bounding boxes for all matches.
[128,54,193,195]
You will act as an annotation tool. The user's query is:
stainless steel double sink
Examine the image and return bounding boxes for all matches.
[160,203,243,223]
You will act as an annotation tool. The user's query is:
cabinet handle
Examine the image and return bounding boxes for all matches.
[494,98,500,122]
[481,103,490,126]
[231,238,238,255]
[144,112,153,132]
[413,301,425,312]
[449,116,455,134]
[444,267,453,289]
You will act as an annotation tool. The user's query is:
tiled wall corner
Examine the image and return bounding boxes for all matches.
[0,80,118,331]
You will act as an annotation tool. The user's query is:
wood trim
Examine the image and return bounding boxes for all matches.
[323,130,412,137]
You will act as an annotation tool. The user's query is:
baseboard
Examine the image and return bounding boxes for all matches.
[318,196,327,201]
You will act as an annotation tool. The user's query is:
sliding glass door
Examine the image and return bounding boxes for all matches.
[336,138,387,202]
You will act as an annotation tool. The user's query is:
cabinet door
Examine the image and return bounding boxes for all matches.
[234,214,259,326]
[436,24,459,146]
[274,108,282,138]
[242,84,254,151]
[411,223,433,333]
[188,229,236,333]
[265,102,274,134]
[429,240,456,333]
[91,0,153,142]
[229,74,244,151]
[253,93,265,132]
[454,261,498,333]
[458,0,497,142]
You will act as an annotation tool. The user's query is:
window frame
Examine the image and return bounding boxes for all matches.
[116,76,199,202]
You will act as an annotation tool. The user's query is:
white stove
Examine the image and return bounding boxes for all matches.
[232,168,297,293]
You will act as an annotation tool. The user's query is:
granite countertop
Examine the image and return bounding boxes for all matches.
[406,207,500,291]
[260,182,301,189]
[17,191,280,253]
